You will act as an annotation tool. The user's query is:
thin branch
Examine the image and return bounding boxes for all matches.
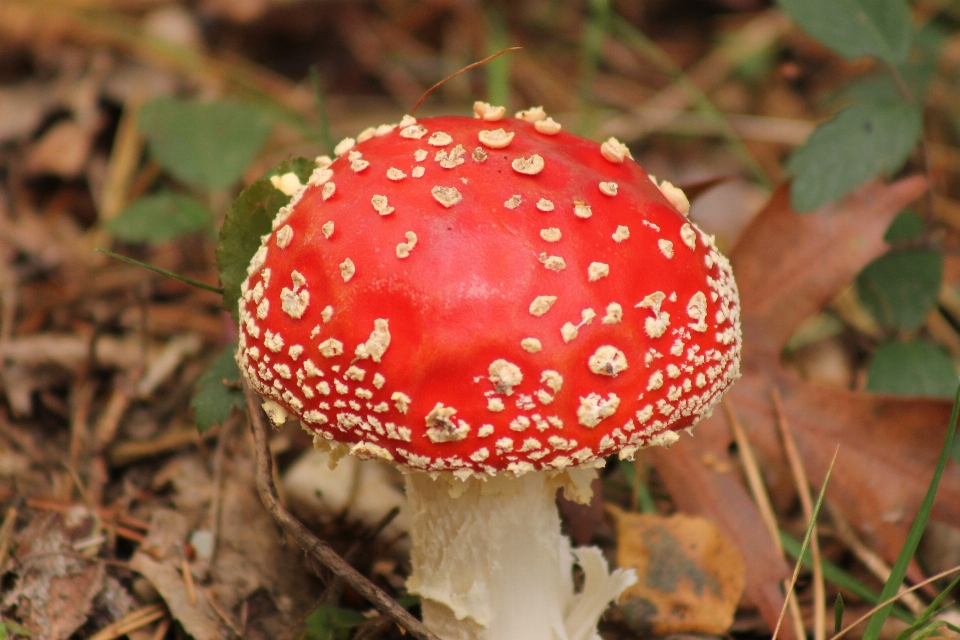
[410,47,522,116]
[242,383,440,640]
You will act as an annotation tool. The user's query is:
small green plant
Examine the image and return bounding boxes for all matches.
[778,0,957,398]
[101,94,306,432]
[187,156,316,432]
[106,96,274,245]
[297,604,368,640]
[0,619,33,640]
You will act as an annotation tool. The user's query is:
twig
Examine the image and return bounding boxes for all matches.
[772,388,825,640]
[107,423,220,467]
[353,614,395,640]
[181,557,198,606]
[243,383,441,640]
[0,507,18,572]
[149,617,171,640]
[206,413,238,571]
[198,586,240,636]
[25,497,149,531]
[88,603,166,640]
[410,47,521,116]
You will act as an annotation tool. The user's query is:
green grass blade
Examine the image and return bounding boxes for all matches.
[773,447,838,640]
[308,64,334,155]
[862,383,960,640]
[576,0,611,135]
[834,594,844,635]
[610,14,773,189]
[618,459,657,513]
[892,572,960,640]
[97,249,224,295]
[780,531,914,624]
[484,6,510,108]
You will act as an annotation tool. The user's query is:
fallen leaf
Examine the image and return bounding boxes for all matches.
[129,509,225,640]
[2,513,106,639]
[652,176,960,635]
[24,119,93,178]
[611,507,745,636]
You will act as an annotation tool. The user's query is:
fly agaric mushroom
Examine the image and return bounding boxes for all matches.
[237,104,741,640]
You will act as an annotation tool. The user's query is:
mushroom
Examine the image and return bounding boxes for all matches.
[236,105,742,640]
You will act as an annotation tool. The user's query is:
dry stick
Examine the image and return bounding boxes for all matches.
[25,497,150,531]
[198,586,241,636]
[353,615,395,640]
[723,399,806,640]
[322,506,403,606]
[206,413,239,571]
[410,47,522,116]
[87,603,166,640]
[181,557,198,605]
[0,507,18,572]
[771,388,825,640]
[149,618,171,640]
[243,383,441,640]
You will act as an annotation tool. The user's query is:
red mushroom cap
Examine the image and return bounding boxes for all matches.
[236,110,741,477]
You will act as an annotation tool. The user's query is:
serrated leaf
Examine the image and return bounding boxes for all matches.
[866,339,958,398]
[787,101,922,212]
[777,0,913,66]
[883,209,925,243]
[190,344,244,432]
[216,157,314,319]
[106,191,213,244]
[139,96,274,190]
[856,248,942,332]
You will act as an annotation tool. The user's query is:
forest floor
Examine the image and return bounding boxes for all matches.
[1,0,960,638]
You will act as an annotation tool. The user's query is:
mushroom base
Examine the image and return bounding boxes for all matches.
[404,470,636,640]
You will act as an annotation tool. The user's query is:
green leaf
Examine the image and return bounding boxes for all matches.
[776,0,913,66]
[139,96,274,190]
[300,605,367,640]
[856,248,943,332]
[787,101,922,212]
[216,157,314,319]
[866,340,958,398]
[843,22,948,105]
[106,192,213,244]
[190,344,244,433]
[861,382,959,640]
[883,209,925,243]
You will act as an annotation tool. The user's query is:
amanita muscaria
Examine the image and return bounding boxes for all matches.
[237,102,741,640]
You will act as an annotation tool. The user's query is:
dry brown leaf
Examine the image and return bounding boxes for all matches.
[651,176,960,636]
[611,508,745,636]
[24,119,94,178]
[731,177,929,360]
[129,509,226,640]
[2,513,106,638]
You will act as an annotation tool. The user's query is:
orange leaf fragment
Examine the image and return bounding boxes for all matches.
[612,508,745,636]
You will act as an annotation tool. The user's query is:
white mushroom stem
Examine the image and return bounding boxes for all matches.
[405,469,637,640]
